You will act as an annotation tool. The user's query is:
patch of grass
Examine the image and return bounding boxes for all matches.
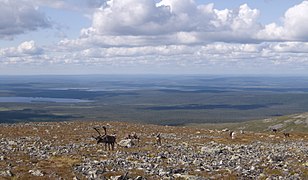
[37,156,81,179]
[264,168,283,176]
[48,156,80,167]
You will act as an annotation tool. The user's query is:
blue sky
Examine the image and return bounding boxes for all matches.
[1,0,308,75]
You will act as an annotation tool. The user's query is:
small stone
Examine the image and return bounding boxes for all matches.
[135,176,143,180]
[0,170,13,177]
[193,159,201,166]
[158,169,168,176]
[258,173,265,178]
[118,139,134,148]
[6,170,13,177]
[8,141,17,145]
[173,174,200,180]
[29,170,44,176]
[222,128,229,132]
[231,155,240,160]
[110,175,123,180]
[97,149,103,153]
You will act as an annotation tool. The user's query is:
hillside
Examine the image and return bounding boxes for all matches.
[189,112,308,133]
[0,116,307,179]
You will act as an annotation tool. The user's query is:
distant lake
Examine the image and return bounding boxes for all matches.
[0,97,92,103]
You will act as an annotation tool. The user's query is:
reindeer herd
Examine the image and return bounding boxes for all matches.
[92,126,161,150]
[92,126,291,151]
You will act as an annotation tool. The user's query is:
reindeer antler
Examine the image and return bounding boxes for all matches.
[103,126,107,135]
[93,127,102,136]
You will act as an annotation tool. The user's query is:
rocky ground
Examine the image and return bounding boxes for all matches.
[0,120,307,179]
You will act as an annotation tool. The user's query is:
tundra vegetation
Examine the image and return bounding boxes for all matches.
[0,116,307,179]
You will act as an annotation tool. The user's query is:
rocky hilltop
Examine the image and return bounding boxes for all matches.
[0,116,308,179]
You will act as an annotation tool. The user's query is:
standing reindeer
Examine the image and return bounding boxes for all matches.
[92,126,116,150]
[283,132,290,138]
[126,132,140,144]
[272,128,278,133]
[229,131,236,139]
[156,133,162,146]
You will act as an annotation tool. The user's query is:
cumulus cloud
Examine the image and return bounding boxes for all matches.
[87,0,173,36]
[283,1,308,40]
[0,0,51,40]
[79,0,261,44]
[2,0,308,75]
[257,1,308,41]
[1,40,43,57]
[2,40,308,74]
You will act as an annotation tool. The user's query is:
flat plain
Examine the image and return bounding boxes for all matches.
[1,75,308,125]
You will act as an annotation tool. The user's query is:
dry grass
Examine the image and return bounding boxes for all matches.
[0,120,307,179]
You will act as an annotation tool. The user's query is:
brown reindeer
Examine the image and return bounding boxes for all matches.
[126,132,140,144]
[92,126,116,150]
[229,131,235,139]
[156,133,162,146]
[283,132,290,138]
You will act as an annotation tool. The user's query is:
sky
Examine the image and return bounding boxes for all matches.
[1,0,308,75]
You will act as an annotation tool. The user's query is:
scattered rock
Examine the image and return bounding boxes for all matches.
[0,121,307,179]
[8,141,17,145]
[29,170,44,176]
[135,176,144,180]
[118,139,135,148]
[173,174,200,180]
[0,170,13,177]
[268,124,284,130]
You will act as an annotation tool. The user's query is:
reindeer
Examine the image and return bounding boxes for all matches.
[156,133,162,146]
[283,132,290,138]
[126,132,140,144]
[229,131,236,139]
[92,126,116,150]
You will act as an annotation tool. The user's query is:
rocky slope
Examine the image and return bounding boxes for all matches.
[189,112,308,133]
[0,118,307,179]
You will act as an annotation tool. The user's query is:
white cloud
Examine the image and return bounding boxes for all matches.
[0,0,51,40]
[80,0,261,44]
[2,40,308,74]
[257,1,308,41]
[283,1,308,40]
[17,41,43,55]
[2,0,308,75]
[1,40,43,57]
[88,0,174,36]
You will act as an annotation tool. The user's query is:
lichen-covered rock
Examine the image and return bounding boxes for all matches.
[118,139,135,148]
[29,170,44,176]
